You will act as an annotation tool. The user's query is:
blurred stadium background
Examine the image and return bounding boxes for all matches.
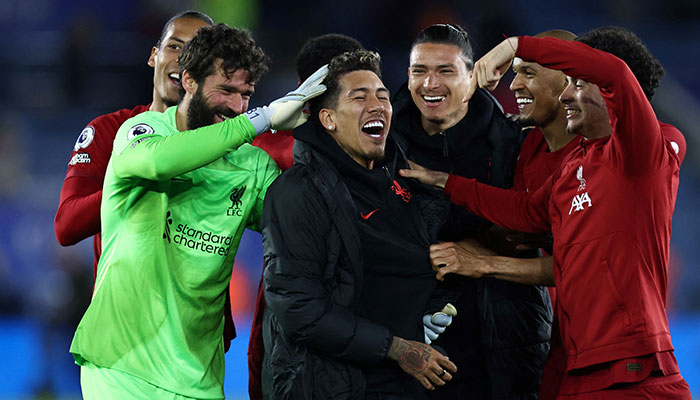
[0,0,699,398]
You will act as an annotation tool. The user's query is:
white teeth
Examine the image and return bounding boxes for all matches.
[169,73,180,81]
[516,98,533,105]
[217,113,231,120]
[362,121,384,129]
[566,109,580,115]
[423,95,445,102]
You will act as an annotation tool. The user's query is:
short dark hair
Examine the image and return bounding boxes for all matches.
[411,23,474,70]
[577,26,663,101]
[296,33,365,82]
[178,24,268,86]
[155,10,214,48]
[310,50,382,120]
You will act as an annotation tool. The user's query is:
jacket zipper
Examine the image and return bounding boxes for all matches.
[440,131,449,157]
[382,165,392,182]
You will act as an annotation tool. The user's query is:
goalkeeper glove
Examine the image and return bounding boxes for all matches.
[245,64,328,134]
[423,303,457,344]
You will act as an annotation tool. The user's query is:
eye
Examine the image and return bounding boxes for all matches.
[167,43,181,51]
[410,68,426,75]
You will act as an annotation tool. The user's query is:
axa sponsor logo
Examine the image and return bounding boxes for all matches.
[227,185,246,216]
[68,153,91,165]
[74,126,95,151]
[569,192,593,215]
[164,210,233,256]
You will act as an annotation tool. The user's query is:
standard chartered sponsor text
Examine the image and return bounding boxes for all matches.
[173,223,233,256]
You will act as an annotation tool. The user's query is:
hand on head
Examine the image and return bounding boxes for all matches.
[467,36,519,98]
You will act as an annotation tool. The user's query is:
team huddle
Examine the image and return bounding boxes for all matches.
[54,10,690,400]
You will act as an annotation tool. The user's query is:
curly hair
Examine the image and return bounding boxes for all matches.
[310,50,382,119]
[577,26,663,100]
[178,23,268,86]
[296,33,364,82]
[411,23,474,70]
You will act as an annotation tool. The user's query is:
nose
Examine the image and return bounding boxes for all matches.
[227,94,246,115]
[509,73,524,92]
[368,98,385,114]
[423,72,440,90]
[559,81,574,105]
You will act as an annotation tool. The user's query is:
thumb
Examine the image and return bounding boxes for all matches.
[407,160,426,171]
[399,167,419,178]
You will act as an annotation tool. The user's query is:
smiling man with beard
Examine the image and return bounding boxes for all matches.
[69,23,329,399]
[261,50,457,400]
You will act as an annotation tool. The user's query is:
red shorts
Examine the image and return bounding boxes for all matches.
[556,373,690,399]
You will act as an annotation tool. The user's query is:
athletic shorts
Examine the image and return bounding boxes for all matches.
[80,361,220,400]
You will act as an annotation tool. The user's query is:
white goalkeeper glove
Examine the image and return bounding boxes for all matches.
[423,303,457,345]
[245,64,329,134]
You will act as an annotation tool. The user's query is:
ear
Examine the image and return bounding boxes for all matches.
[318,109,336,133]
[148,46,158,68]
[181,70,197,95]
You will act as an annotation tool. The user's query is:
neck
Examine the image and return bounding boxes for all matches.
[175,96,190,131]
[149,90,166,113]
[580,121,613,140]
[540,116,574,152]
[420,104,469,135]
[329,132,375,169]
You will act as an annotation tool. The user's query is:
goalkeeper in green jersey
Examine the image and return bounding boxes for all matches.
[70,23,328,399]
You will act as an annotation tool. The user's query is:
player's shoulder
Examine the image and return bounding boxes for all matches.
[660,121,686,164]
[117,106,174,138]
[72,104,150,154]
[89,104,151,130]
[267,164,313,196]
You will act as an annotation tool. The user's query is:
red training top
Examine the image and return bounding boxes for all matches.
[443,36,684,390]
[54,104,150,277]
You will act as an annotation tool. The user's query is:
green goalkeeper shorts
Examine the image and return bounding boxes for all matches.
[80,361,218,399]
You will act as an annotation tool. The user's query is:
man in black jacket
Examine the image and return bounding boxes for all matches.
[391,24,552,399]
[261,50,457,399]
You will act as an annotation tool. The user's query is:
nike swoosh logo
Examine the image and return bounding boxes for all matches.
[360,209,379,220]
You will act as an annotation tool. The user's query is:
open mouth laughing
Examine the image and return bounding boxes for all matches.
[361,119,386,140]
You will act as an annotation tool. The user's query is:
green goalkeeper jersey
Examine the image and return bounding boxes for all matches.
[70,106,280,399]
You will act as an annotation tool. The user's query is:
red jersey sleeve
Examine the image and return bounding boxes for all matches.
[54,105,150,246]
[251,129,295,171]
[517,36,665,176]
[444,173,552,233]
